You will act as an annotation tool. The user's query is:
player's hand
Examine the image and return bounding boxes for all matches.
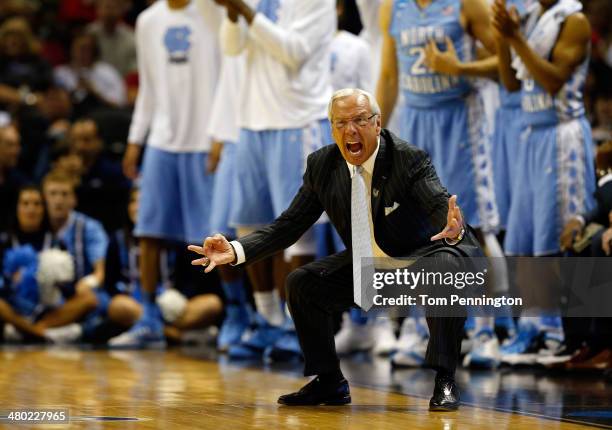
[492,0,521,40]
[431,195,464,242]
[122,143,141,180]
[602,228,612,256]
[188,234,236,273]
[560,218,583,251]
[214,0,254,23]
[206,141,224,173]
[425,37,460,76]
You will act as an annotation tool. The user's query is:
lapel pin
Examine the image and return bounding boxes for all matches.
[373,189,379,197]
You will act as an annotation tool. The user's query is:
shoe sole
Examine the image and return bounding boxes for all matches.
[277,396,351,406]
[429,404,460,412]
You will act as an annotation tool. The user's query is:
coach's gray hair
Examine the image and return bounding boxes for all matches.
[327,88,381,121]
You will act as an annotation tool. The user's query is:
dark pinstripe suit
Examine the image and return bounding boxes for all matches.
[237,129,482,375]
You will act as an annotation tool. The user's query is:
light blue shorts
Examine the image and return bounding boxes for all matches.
[399,95,499,233]
[504,117,596,256]
[492,105,524,229]
[230,120,333,226]
[209,142,237,237]
[135,146,214,243]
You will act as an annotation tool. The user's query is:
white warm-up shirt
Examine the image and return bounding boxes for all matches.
[219,0,335,130]
[356,0,384,87]
[207,54,246,143]
[330,30,373,92]
[128,0,222,152]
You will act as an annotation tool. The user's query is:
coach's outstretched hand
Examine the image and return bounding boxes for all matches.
[188,234,236,273]
[431,195,464,242]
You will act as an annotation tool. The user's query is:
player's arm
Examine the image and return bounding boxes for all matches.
[76,220,109,292]
[124,16,154,179]
[246,0,335,72]
[376,0,399,128]
[492,0,521,93]
[464,0,497,54]
[500,9,591,94]
[426,0,498,79]
[218,0,249,55]
[424,37,499,78]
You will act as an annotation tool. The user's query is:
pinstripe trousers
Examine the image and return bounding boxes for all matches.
[286,250,466,376]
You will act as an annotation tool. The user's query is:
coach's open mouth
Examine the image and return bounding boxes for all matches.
[346,141,363,156]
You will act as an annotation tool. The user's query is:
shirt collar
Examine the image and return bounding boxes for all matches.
[346,136,380,178]
[598,172,612,188]
[56,211,75,238]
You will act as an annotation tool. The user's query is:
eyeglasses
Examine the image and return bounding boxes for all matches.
[332,113,378,130]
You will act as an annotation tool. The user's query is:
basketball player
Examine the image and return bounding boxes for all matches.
[493,0,595,364]
[119,0,222,347]
[377,0,502,368]
[212,0,335,360]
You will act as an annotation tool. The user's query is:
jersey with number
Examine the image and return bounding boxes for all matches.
[390,0,474,108]
[520,12,589,126]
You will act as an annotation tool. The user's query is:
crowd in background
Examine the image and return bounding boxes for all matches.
[0,0,611,377]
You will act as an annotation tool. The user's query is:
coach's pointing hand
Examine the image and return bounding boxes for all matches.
[188,234,236,273]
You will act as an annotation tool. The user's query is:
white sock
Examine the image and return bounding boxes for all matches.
[254,290,284,327]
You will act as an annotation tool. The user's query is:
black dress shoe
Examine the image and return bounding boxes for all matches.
[429,375,460,411]
[278,377,351,406]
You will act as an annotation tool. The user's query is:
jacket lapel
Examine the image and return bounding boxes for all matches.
[331,149,352,240]
[372,133,392,224]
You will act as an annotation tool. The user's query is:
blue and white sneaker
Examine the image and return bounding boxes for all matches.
[227,314,283,360]
[391,317,429,368]
[263,329,302,364]
[463,328,500,369]
[217,304,251,352]
[500,323,539,366]
[108,303,166,349]
[334,312,375,355]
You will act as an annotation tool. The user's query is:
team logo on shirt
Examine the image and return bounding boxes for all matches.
[442,5,454,15]
[164,26,192,63]
[256,0,281,23]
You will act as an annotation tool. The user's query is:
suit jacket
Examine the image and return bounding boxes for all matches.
[583,175,612,226]
[238,129,482,276]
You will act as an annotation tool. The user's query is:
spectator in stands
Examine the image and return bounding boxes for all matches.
[0,17,52,109]
[33,170,111,342]
[0,185,96,344]
[54,31,127,115]
[0,185,55,341]
[0,124,27,232]
[68,118,130,232]
[87,0,137,77]
[0,17,72,177]
[48,141,84,186]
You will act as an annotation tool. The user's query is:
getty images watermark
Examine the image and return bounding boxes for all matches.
[359,256,612,317]
[371,267,522,308]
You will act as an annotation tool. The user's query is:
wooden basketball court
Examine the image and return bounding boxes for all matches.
[0,348,608,429]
